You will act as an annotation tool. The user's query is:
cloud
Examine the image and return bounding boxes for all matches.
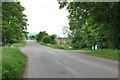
[20,0,69,37]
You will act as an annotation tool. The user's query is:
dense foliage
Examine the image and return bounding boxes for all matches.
[2,2,28,45]
[42,35,52,43]
[36,31,48,41]
[59,2,120,49]
[35,31,57,44]
[29,35,36,40]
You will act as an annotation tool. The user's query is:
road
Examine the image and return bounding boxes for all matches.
[19,40,118,78]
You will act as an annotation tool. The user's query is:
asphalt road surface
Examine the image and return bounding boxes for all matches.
[19,40,118,78]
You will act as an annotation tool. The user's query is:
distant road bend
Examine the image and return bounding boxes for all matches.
[19,40,118,78]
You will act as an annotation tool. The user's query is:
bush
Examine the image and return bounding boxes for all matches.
[71,40,86,49]
[36,31,48,41]
[50,40,56,44]
[49,34,57,44]
[50,34,56,40]
[42,35,52,43]
[29,35,36,40]
[42,35,56,44]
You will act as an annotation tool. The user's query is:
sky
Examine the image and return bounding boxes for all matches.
[20,0,69,37]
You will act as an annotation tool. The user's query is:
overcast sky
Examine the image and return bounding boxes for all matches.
[20,0,69,37]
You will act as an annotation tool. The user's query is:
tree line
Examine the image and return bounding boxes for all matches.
[2,2,28,45]
[58,2,120,49]
[29,31,57,44]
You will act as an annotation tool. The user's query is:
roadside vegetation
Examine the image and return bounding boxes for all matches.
[30,29,119,61]
[1,2,28,79]
[30,31,57,45]
[37,41,71,50]
[37,41,91,51]
[38,41,119,60]
[57,2,119,60]
[2,2,28,46]
[37,40,119,60]
[2,41,27,79]
[87,49,119,60]
[12,40,26,47]
[58,2,120,49]
[2,47,26,79]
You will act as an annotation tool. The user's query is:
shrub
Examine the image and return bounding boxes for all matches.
[50,34,56,40]
[36,31,48,41]
[42,35,56,44]
[50,40,56,44]
[42,35,52,43]
[71,40,86,49]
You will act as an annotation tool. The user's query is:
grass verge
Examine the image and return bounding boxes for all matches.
[37,41,119,60]
[37,41,91,51]
[1,41,27,79]
[2,47,26,79]
[37,41,71,49]
[87,49,119,60]
[12,40,26,47]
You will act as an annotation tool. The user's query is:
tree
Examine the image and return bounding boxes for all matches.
[62,26,71,37]
[36,31,48,41]
[58,2,120,49]
[36,31,57,44]
[50,34,57,44]
[29,35,35,40]
[2,2,28,45]
[50,34,56,40]
[42,35,52,43]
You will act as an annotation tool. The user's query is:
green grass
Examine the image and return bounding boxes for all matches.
[12,40,26,47]
[37,41,91,51]
[37,41,72,50]
[47,44,71,50]
[87,49,119,60]
[1,40,27,79]
[37,41,119,60]
[2,47,26,79]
